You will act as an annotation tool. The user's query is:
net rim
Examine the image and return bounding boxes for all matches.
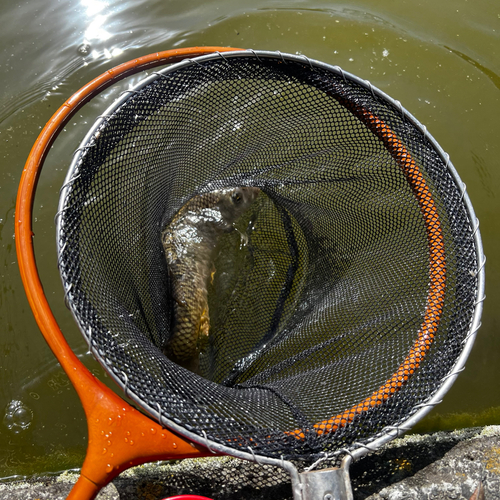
[56,49,485,464]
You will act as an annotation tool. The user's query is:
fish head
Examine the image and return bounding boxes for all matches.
[218,186,261,223]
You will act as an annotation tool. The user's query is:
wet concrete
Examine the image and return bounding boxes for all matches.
[0,426,499,499]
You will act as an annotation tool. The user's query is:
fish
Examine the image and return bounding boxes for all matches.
[161,186,260,371]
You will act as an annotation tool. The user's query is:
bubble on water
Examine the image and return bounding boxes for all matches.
[3,400,33,434]
[77,42,91,56]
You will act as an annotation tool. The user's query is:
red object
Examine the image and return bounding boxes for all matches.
[162,496,214,500]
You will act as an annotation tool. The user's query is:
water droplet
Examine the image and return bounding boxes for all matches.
[150,428,157,435]
[3,400,33,434]
[105,464,113,473]
[77,43,91,55]
[129,440,134,446]
[172,443,177,449]
[102,448,107,455]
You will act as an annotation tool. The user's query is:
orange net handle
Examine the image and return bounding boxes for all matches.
[15,47,243,499]
[290,101,446,438]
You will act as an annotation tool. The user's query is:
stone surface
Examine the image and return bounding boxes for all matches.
[0,426,499,499]
[359,426,500,499]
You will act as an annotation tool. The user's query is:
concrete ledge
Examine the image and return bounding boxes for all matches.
[1,426,499,499]
[359,426,499,499]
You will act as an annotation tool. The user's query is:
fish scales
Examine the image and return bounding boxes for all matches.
[161,187,260,370]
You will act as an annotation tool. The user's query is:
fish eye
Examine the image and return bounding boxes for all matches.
[231,192,243,203]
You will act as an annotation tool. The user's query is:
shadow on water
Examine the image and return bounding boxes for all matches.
[471,151,495,199]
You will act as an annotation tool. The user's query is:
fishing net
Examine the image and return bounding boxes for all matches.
[56,51,481,466]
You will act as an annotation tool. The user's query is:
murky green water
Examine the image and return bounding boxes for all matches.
[0,0,498,480]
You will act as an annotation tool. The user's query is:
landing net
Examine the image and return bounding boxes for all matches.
[57,51,482,464]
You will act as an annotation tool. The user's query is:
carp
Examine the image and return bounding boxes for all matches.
[161,186,260,371]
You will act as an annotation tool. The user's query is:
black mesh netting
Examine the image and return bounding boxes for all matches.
[57,53,479,463]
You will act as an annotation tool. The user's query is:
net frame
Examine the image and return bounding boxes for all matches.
[55,50,484,472]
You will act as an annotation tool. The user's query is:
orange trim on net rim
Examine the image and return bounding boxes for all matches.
[289,105,446,439]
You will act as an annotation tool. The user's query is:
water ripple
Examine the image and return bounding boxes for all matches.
[0,57,85,124]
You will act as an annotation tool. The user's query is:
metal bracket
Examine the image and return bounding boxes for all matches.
[291,456,353,500]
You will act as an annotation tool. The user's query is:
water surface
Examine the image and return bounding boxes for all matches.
[0,0,499,479]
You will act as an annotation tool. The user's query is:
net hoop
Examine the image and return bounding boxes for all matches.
[57,50,485,463]
[18,48,485,473]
